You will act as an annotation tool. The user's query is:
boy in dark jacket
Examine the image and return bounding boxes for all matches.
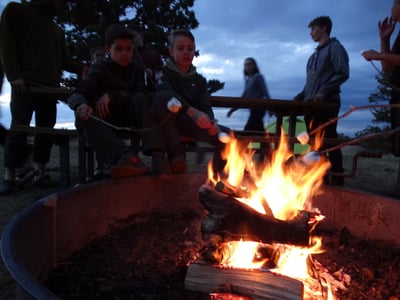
[68,24,161,179]
[151,29,230,177]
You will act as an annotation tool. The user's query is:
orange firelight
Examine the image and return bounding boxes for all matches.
[207,130,336,299]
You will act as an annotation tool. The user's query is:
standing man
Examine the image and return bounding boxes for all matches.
[0,0,83,195]
[294,16,349,186]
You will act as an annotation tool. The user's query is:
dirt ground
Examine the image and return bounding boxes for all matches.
[0,139,400,299]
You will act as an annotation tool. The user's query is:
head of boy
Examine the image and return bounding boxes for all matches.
[104,24,135,67]
[308,16,332,43]
[168,29,195,73]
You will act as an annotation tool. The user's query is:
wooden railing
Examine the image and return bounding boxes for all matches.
[18,87,369,189]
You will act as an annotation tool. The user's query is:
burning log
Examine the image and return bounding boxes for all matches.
[184,262,303,300]
[199,184,315,246]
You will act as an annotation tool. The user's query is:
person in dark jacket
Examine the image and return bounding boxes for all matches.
[68,23,162,179]
[294,16,349,186]
[0,0,83,195]
[151,29,230,178]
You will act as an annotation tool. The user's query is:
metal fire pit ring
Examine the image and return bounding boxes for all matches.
[1,173,400,300]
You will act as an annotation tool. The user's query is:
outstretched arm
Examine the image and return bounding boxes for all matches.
[362,17,400,71]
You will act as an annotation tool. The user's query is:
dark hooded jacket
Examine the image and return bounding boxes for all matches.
[0,0,82,85]
[155,58,214,119]
[67,58,146,111]
[294,37,349,103]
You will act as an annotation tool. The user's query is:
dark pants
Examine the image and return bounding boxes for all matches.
[244,109,266,131]
[4,87,57,169]
[76,92,161,165]
[304,98,343,175]
[151,91,228,173]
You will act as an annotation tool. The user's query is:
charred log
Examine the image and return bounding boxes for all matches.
[199,184,316,246]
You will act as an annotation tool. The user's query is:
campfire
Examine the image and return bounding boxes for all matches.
[184,132,347,299]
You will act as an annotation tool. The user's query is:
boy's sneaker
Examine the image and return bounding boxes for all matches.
[110,154,149,179]
[152,152,172,179]
[0,180,16,195]
[169,154,187,174]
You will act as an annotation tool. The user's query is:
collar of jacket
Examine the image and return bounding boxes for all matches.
[165,58,197,77]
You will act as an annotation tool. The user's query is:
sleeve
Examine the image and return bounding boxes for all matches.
[195,75,214,119]
[67,63,105,110]
[318,43,350,96]
[255,74,270,99]
[0,3,22,81]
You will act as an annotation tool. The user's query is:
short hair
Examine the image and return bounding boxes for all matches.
[167,29,195,47]
[308,16,332,35]
[104,24,134,46]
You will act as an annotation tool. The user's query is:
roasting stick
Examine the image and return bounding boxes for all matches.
[302,103,400,140]
[300,124,400,165]
[295,103,400,165]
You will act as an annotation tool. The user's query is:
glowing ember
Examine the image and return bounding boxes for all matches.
[206,131,339,299]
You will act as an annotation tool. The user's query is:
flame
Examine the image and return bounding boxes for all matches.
[207,129,336,299]
[209,130,331,220]
[219,240,267,269]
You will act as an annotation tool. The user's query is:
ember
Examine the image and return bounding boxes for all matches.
[43,211,400,299]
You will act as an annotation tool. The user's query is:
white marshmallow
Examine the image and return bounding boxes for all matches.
[218,132,231,143]
[167,97,182,113]
[301,151,321,166]
[297,131,310,145]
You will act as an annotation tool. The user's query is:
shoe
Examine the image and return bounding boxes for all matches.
[15,167,36,187]
[152,152,172,178]
[33,173,58,187]
[110,154,149,179]
[0,180,16,195]
[169,154,187,174]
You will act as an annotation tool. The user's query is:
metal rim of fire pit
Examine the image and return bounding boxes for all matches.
[1,173,400,300]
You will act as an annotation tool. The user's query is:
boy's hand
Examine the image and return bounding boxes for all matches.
[96,94,111,118]
[76,103,93,121]
[186,107,218,135]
